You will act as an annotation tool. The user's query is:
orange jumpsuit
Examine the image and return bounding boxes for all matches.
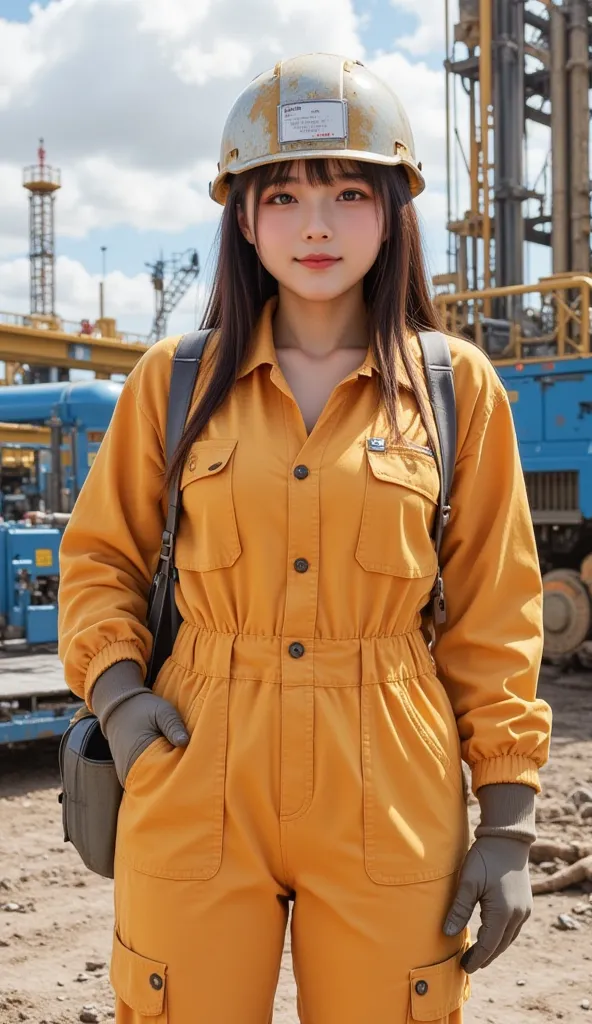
[58,296,552,1023]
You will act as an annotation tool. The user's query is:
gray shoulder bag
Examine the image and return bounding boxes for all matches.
[58,329,213,879]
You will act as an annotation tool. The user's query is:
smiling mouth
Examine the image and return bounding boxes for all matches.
[296,256,341,265]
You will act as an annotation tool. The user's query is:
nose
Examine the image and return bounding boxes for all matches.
[301,198,333,242]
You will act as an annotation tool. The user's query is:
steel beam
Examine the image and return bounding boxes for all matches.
[0,323,148,376]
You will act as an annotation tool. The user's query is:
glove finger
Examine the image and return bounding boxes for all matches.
[154,702,189,747]
[479,911,528,970]
[444,875,480,936]
[461,912,508,974]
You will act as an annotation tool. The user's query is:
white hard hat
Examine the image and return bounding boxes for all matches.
[210,52,425,205]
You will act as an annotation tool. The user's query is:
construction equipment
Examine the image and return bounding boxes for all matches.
[0,380,124,744]
[438,0,592,663]
[146,249,200,342]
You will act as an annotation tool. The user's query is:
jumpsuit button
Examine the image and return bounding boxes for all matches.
[293,464,309,480]
[415,980,428,996]
[288,642,305,659]
[294,558,309,573]
[208,461,222,471]
[149,973,164,991]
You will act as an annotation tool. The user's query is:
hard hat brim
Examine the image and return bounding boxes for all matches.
[209,150,426,206]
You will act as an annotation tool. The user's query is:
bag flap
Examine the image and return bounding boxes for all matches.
[110,930,167,1016]
[180,438,238,489]
[409,948,471,1021]
[366,445,439,504]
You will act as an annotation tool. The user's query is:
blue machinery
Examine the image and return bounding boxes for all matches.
[0,380,122,744]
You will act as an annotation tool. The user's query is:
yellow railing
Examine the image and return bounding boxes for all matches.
[0,311,149,347]
[433,274,592,363]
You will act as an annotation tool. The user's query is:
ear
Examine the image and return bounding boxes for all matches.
[237,203,256,245]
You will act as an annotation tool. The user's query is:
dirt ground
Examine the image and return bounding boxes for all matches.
[1,664,591,1024]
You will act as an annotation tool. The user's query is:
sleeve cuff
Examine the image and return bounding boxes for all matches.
[85,640,147,708]
[470,754,541,795]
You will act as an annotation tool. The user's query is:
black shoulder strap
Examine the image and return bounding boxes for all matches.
[418,331,457,625]
[145,329,213,684]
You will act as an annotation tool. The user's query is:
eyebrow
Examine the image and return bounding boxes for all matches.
[266,172,370,186]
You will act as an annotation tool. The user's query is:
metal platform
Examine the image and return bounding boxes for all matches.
[0,650,70,701]
[0,649,81,744]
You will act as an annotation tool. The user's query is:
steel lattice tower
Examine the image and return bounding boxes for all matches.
[22,139,61,315]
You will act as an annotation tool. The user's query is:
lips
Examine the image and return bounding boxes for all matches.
[297,254,340,262]
[296,255,341,268]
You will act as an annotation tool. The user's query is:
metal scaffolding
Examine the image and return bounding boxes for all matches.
[439,0,592,331]
[22,139,61,317]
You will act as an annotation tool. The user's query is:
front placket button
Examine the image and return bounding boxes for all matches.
[293,465,309,480]
[288,642,305,659]
[294,558,309,573]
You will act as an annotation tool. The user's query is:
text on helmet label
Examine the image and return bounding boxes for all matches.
[278,100,348,144]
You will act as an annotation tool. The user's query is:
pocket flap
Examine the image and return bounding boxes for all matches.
[110,931,167,1016]
[180,439,238,489]
[366,446,439,504]
[409,949,470,1021]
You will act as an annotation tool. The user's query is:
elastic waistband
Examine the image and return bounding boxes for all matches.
[170,623,433,687]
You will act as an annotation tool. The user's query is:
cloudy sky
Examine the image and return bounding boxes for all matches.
[0,0,551,342]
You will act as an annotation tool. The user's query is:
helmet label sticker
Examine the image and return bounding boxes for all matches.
[278,100,348,143]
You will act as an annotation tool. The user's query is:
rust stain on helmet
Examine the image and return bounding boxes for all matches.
[347,102,375,150]
[247,77,280,153]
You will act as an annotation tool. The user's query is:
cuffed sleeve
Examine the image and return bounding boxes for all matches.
[58,359,169,707]
[433,380,552,796]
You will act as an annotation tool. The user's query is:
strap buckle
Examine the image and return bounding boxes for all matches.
[432,573,447,625]
[157,530,178,579]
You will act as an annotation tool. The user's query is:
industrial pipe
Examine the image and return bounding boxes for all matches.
[479,0,493,313]
[567,0,590,273]
[551,2,569,274]
[0,379,122,429]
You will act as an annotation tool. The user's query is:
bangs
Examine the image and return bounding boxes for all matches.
[247,157,378,192]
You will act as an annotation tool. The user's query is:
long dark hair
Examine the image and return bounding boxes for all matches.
[163,157,444,492]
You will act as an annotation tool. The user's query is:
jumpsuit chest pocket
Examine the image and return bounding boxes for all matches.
[356,447,439,578]
[175,439,241,572]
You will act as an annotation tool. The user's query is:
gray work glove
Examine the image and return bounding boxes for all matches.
[90,660,189,787]
[443,782,536,973]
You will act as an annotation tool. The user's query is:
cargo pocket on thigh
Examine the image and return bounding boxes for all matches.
[361,674,468,885]
[116,672,229,880]
[110,931,168,1022]
[408,947,471,1022]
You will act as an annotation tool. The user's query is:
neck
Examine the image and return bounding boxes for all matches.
[272,284,368,358]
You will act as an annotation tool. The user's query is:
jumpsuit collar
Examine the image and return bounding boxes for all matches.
[237,296,419,392]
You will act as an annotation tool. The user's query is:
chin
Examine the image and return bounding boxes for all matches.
[282,281,354,303]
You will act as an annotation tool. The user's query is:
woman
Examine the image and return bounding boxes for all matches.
[58,52,552,1024]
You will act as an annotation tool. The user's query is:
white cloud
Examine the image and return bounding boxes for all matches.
[389,0,445,57]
